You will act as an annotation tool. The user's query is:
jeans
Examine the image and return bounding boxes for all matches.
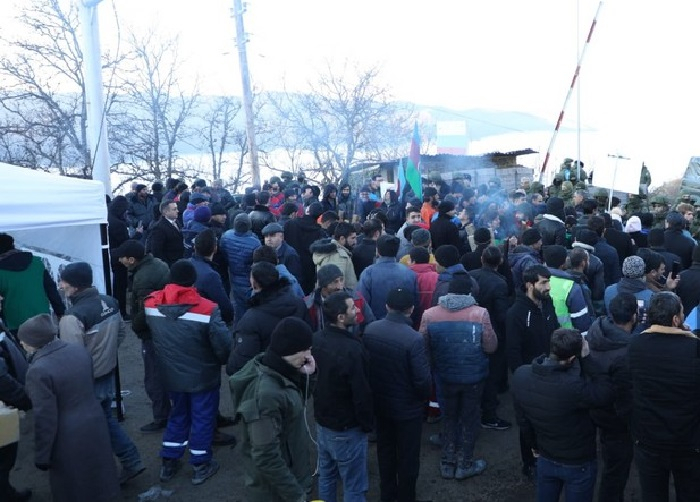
[161,389,219,465]
[440,380,484,465]
[231,282,251,324]
[95,372,143,471]
[598,429,633,502]
[634,444,700,502]
[316,425,368,502]
[375,415,422,502]
[537,456,597,502]
[141,339,171,421]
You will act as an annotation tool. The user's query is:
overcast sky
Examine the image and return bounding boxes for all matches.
[4,0,700,185]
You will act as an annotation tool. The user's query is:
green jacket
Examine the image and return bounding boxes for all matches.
[128,254,169,339]
[229,354,312,502]
[0,250,65,331]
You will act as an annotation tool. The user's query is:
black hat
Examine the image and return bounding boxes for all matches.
[114,240,145,260]
[135,184,147,193]
[209,203,227,216]
[522,228,542,246]
[473,228,491,245]
[190,193,208,205]
[18,314,57,349]
[60,262,93,289]
[434,245,460,267]
[386,288,414,311]
[308,202,324,219]
[543,245,568,269]
[317,264,343,289]
[437,200,456,213]
[267,318,313,357]
[168,259,197,287]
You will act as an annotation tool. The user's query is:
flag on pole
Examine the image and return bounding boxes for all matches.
[396,158,406,202]
[405,122,422,199]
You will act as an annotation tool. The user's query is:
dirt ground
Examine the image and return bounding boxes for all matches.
[12,324,647,501]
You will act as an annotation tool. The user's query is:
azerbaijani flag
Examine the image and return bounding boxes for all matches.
[396,157,406,202]
[405,122,422,199]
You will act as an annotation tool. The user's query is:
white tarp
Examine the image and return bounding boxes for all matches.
[0,163,108,293]
[591,157,643,195]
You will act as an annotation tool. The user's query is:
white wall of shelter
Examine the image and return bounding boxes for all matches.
[0,163,109,293]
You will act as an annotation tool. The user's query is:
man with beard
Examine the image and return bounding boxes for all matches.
[506,264,559,480]
[310,222,358,290]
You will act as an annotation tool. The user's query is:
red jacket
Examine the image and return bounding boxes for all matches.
[409,263,438,313]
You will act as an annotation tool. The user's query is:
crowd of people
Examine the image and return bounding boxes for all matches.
[1,169,700,501]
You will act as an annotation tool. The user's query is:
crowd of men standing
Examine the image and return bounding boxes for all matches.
[1,169,700,501]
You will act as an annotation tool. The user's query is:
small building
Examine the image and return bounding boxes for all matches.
[349,149,537,194]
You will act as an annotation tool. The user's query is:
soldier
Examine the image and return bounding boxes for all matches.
[559,181,574,207]
[650,196,670,229]
[521,177,532,193]
[625,194,644,215]
[547,175,564,199]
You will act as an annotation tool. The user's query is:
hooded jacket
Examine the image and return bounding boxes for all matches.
[508,245,542,292]
[409,262,439,313]
[227,279,312,375]
[431,263,480,306]
[420,294,497,384]
[107,196,131,251]
[604,278,653,330]
[587,316,633,432]
[537,214,567,247]
[506,292,559,372]
[144,284,231,393]
[283,216,326,294]
[229,354,312,502]
[0,249,65,331]
[310,238,357,290]
[628,325,700,452]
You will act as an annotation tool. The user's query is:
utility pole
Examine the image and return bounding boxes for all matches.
[79,0,111,194]
[232,0,260,187]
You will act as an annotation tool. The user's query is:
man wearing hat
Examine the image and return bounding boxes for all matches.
[115,239,171,433]
[312,290,374,501]
[305,264,375,336]
[220,213,262,321]
[19,314,120,501]
[127,183,157,239]
[310,222,358,290]
[182,192,210,227]
[363,288,432,502]
[429,200,464,254]
[229,317,315,502]
[182,205,212,258]
[263,222,302,284]
[399,228,436,266]
[0,233,65,334]
[58,262,145,484]
[144,260,231,486]
[604,256,655,333]
[508,228,544,292]
[149,200,185,267]
[537,197,567,247]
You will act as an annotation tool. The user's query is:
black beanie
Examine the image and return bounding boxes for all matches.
[317,264,343,289]
[543,245,568,269]
[434,245,460,267]
[168,259,197,287]
[267,317,313,357]
[60,262,93,289]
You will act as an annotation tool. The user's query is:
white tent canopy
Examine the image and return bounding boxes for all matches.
[0,163,109,293]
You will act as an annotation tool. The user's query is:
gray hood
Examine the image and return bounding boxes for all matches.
[438,293,477,311]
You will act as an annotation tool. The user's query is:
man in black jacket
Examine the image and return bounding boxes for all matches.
[429,200,464,254]
[536,197,567,246]
[284,202,325,294]
[602,212,635,268]
[587,293,637,502]
[506,264,559,479]
[352,218,382,279]
[628,292,700,501]
[249,191,276,243]
[675,245,700,315]
[664,211,695,270]
[471,246,512,429]
[312,291,373,502]
[648,228,681,277]
[512,329,613,502]
[149,200,185,267]
[363,288,431,502]
[588,216,622,286]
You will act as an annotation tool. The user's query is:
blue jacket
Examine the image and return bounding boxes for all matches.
[357,257,419,320]
[420,294,496,385]
[190,255,234,324]
[183,220,210,258]
[220,229,262,285]
[508,245,542,292]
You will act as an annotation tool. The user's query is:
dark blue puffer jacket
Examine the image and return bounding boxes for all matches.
[220,229,262,286]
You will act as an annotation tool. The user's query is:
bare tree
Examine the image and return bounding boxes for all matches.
[197,96,242,181]
[268,61,414,185]
[110,31,199,182]
[0,0,124,177]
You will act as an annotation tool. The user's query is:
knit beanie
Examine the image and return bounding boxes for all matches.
[209,203,227,216]
[522,228,542,246]
[267,317,313,357]
[168,259,197,287]
[543,245,568,269]
[60,262,93,289]
[234,213,252,233]
[317,264,343,289]
[386,288,415,311]
[546,197,566,221]
[18,314,57,349]
[473,228,491,245]
[434,245,460,267]
[622,255,645,279]
[411,229,431,246]
[437,200,455,214]
[193,205,212,223]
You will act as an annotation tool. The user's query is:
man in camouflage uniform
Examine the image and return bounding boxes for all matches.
[650,195,670,228]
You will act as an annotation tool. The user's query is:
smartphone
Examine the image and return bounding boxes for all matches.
[637,299,648,326]
[672,261,681,280]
